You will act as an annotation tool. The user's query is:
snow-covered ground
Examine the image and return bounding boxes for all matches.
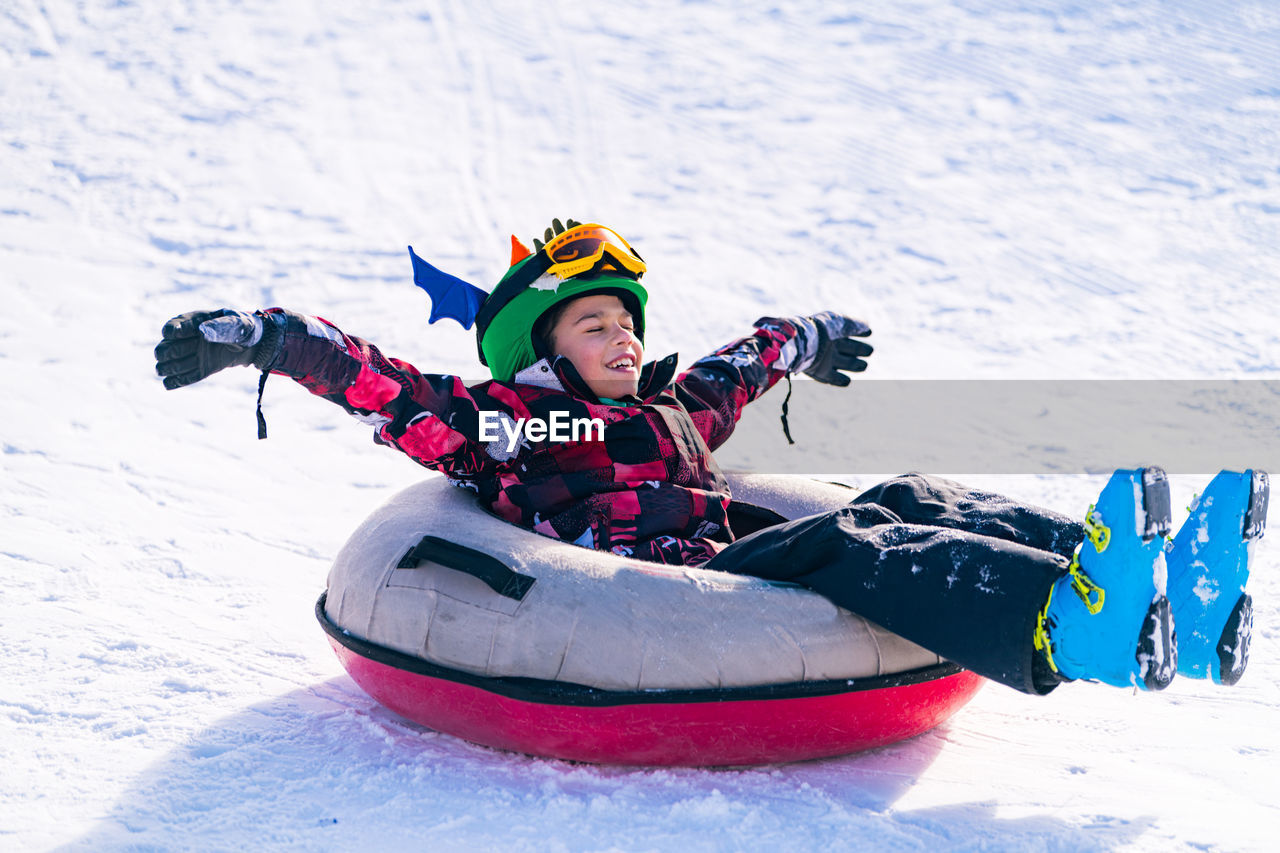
[3,1,1279,850]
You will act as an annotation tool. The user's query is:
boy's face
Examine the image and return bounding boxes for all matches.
[548,293,643,400]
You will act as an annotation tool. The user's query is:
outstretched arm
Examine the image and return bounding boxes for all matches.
[674,311,873,450]
[154,308,502,480]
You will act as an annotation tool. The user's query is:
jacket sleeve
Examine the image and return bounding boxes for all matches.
[259,308,506,480]
[672,317,804,451]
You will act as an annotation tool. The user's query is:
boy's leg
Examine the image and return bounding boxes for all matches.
[852,473,1084,560]
[705,502,1069,695]
[708,468,1175,694]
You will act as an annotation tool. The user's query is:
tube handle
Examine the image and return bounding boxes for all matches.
[395,535,536,601]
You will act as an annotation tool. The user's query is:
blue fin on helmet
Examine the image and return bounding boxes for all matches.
[408,246,489,330]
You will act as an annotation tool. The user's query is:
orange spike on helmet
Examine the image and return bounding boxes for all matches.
[509,235,533,267]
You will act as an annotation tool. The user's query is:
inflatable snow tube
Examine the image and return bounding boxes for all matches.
[319,474,984,766]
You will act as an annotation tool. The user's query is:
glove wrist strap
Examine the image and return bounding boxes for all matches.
[251,311,284,440]
[252,312,285,371]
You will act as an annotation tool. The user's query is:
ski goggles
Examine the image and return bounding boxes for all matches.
[475,224,647,364]
[541,224,646,280]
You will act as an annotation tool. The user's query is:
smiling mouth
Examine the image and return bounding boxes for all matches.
[606,357,636,370]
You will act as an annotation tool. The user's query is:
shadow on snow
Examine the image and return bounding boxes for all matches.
[64,677,1151,851]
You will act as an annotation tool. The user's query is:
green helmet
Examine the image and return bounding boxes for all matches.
[475,224,648,382]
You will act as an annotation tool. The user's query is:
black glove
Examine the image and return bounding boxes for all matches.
[801,311,873,386]
[154,309,280,389]
[757,311,874,386]
[532,217,583,251]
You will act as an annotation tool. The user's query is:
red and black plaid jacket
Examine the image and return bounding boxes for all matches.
[263,308,802,566]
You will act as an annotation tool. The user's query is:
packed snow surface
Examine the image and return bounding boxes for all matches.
[3,1,1279,850]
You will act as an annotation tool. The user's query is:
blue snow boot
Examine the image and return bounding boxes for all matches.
[1034,467,1177,690]
[1165,469,1269,685]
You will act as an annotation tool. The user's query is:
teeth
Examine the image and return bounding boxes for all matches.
[607,358,634,369]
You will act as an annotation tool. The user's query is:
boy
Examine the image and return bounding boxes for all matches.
[155,219,1266,695]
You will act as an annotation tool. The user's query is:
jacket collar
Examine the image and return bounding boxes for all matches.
[637,353,678,400]
[512,354,679,404]
[512,358,566,391]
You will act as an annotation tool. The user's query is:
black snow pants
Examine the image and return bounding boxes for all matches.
[705,473,1086,695]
